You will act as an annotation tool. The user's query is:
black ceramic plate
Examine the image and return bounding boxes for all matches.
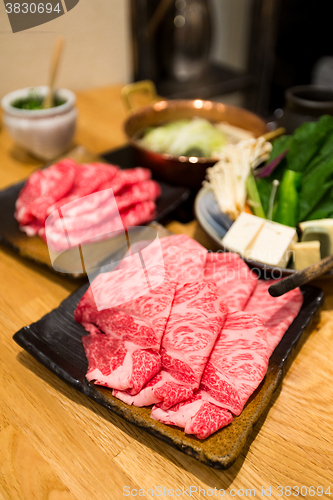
[13,283,324,469]
[0,145,190,275]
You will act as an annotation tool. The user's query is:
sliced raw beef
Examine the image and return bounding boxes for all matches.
[44,180,161,251]
[99,167,151,195]
[158,234,207,282]
[54,187,113,220]
[115,179,161,212]
[79,257,154,313]
[151,393,233,440]
[244,279,304,356]
[196,311,268,414]
[46,189,119,236]
[16,160,159,249]
[151,310,268,438]
[44,200,156,251]
[47,162,119,214]
[114,281,228,408]
[204,252,258,311]
[115,234,208,284]
[15,170,45,227]
[113,235,210,406]
[20,219,44,237]
[15,159,77,226]
[75,273,177,393]
[120,200,156,227]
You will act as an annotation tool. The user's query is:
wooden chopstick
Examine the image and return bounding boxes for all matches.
[269,254,333,297]
[43,37,64,109]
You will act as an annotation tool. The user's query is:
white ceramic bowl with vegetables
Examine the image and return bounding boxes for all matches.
[1,86,77,161]
[195,115,333,275]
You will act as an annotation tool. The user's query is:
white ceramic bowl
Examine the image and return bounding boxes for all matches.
[1,86,77,161]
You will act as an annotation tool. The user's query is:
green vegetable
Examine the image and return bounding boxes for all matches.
[268,134,294,163]
[304,127,333,175]
[183,147,205,157]
[256,115,333,225]
[140,118,227,158]
[246,173,265,218]
[140,119,189,154]
[274,170,302,227]
[11,91,66,110]
[305,186,333,220]
[285,121,324,172]
[255,135,293,215]
[267,179,279,220]
[299,161,333,221]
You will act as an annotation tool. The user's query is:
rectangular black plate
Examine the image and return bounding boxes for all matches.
[13,283,324,469]
[0,145,190,275]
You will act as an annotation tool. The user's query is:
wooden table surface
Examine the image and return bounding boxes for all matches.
[0,85,332,500]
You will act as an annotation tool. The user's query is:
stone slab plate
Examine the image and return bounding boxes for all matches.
[0,145,190,276]
[13,280,324,469]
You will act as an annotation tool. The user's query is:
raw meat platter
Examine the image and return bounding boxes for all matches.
[13,231,324,469]
[0,145,189,276]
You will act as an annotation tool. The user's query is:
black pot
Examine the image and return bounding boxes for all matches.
[278,85,333,133]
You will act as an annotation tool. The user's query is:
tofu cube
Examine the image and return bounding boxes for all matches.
[246,220,297,268]
[222,213,298,268]
[221,212,265,256]
[292,241,321,270]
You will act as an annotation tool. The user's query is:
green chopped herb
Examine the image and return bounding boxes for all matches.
[11,90,66,110]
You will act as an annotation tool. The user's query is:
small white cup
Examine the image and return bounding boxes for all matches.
[1,86,77,161]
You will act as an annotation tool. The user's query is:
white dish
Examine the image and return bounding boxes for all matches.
[194,185,296,277]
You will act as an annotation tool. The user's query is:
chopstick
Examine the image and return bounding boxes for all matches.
[269,254,333,297]
[43,37,64,109]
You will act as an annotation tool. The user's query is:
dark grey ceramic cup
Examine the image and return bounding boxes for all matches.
[278,85,333,133]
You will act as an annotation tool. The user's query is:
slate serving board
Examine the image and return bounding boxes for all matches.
[0,145,190,276]
[13,282,324,469]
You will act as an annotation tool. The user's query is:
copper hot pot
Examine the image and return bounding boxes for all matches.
[122,84,268,189]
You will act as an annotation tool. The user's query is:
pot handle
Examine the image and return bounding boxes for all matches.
[121,80,162,111]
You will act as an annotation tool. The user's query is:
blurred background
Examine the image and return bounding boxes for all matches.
[0,0,332,117]
[0,1,131,97]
